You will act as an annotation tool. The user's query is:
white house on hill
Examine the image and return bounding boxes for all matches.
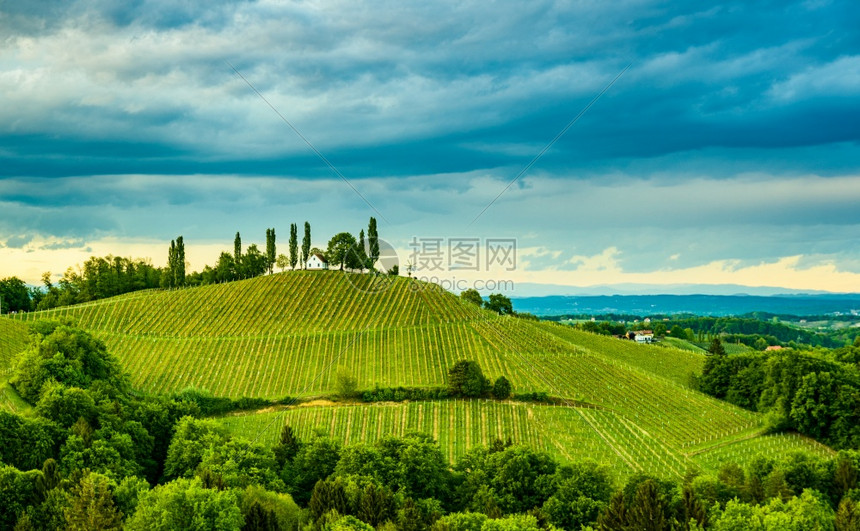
[307,253,328,270]
[635,330,654,343]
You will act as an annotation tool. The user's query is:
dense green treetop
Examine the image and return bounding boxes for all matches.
[11,321,127,403]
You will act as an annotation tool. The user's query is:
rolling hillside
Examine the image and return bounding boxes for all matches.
[7,272,833,477]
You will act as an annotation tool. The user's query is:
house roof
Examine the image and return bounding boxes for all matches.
[310,253,327,263]
[765,345,783,351]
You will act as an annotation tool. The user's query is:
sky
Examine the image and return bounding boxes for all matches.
[2,0,860,295]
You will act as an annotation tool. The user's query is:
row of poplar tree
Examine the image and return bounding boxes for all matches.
[5,217,381,312]
[164,217,380,286]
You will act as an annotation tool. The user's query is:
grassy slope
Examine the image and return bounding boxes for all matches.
[13,272,833,477]
[660,337,707,353]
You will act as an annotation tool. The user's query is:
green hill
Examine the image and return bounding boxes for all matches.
[9,272,833,477]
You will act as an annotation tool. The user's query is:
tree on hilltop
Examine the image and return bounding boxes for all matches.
[265,228,276,275]
[327,233,361,271]
[484,293,513,315]
[302,222,311,269]
[460,289,483,307]
[164,239,177,288]
[0,276,31,313]
[176,236,185,286]
[356,229,370,271]
[289,223,299,270]
[240,244,267,278]
[367,217,379,268]
[234,232,242,263]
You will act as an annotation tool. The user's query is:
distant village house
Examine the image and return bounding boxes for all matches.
[635,330,654,343]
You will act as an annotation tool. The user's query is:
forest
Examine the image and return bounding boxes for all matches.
[696,338,860,449]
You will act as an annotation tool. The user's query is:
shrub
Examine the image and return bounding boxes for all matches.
[448,361,489,398]
[491,376,512,399]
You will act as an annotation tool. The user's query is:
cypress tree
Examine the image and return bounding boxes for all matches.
[234,232,242,279]
[597,490,627,530]
[273,424,300,468]
[707,337,726,357]
[302,222,311,268]
[836,455,858,498]
[176,236,185,286]
[64,473,123,531]
[628,479,667,531]
[36,458,61,500]
[265,228,276,274]
[309,479,349,521]
[357,484,395,527]
[681,485,706,530]
[835,498,859,531]
[368,217,379,267]
[289,223,298,270]
[166,239,177,288]
[357,229,368,270]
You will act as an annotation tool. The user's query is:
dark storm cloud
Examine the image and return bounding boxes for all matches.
[2,0,860,288]
[1,0,858,179]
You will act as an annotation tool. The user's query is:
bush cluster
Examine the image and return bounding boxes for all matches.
[361,385,450,402]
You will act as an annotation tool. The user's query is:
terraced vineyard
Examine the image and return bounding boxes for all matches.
[9,272,835,478]
[0,317,30,368]
[534,321,704,386]
[0,318,33,414]
[218,401,830,478]
[220,401,650,474]
[691,431,835,468]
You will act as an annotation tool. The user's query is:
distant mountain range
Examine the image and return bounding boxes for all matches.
[510,292,860,317]
[509,282,847,297]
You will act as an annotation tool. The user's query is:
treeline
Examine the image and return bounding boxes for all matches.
[351,360,514,403]
[2,217,384,314]
[561,314,845,350]
[649,316,842,348]
[1,257,163,313]
[696,339,860,449]
[459,290,538,320]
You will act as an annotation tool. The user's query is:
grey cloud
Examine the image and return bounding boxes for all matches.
[4,234,33,248]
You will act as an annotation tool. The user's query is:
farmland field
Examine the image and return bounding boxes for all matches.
[6,271,836,478]
[218,400,831,479]
[0,317,30,369]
